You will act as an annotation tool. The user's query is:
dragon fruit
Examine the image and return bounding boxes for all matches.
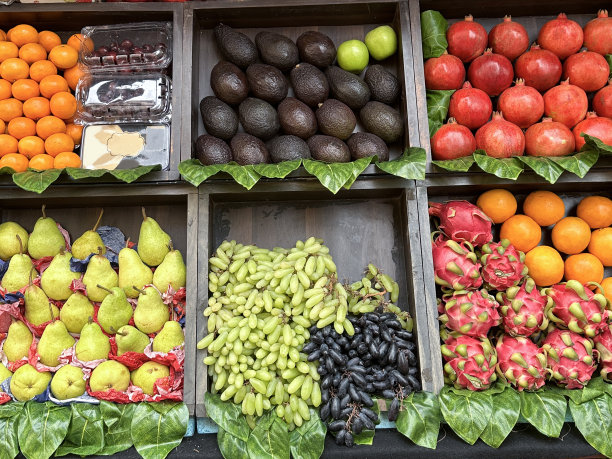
[594,324,612,382]
[432,234,483,291]
[429,200,493,247]
[495,335,548,391]
[441,335,497,390]
[438,289,500,338]
[544,280,609,337]
[480,239,528,290]
[542,329,597,389]
[496,278,550,337]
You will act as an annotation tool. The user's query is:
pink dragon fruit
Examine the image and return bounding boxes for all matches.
[438,289,500,338]
[432,234,483,291]
[441,335,497,390]
[480,239,528,290]
[496,277,550,337]
[545,280,609,338]
[594,324,612,382]
[429,200,493,247]
[542,329,597,389]
[496,335,548,391]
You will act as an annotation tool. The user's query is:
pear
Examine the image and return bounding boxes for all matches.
[37,320,75,367]
[24,281,59,326]
[71,209,106,260]
[40,250,81,300]
[131,361,170,395]
[10,364,51,401]
[89,360,130,392]
[83,249,118,302]
[97,285,133,334]
[28,205,65,260]
[75,319,110,361]
[115,325,150,356]
[60,293,94,334]
[1,236,36,292]
[4,320,33,362]
[0,222,29,261]
[152,243,186,293]
[50,365,86,400]
[137,207,171,267]
[133,286,169,334]
[0,362,12,383]
[118,241,153,298]
[153,321,184,353]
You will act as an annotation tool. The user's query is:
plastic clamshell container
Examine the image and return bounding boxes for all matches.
[80,21,172,72]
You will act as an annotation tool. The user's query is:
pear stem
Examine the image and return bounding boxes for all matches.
[168,241,174,251]
[41,204,46,219]
[92,209,104,232]
[88,316,93,325]
[141,207,147,221]
[125,237,130,249]
[132,286,146,295]
[48,302,55,321]
[96,284,113,294]
[97,247,103,256]
[16,234,23,255]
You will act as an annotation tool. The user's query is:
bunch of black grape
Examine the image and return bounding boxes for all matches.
[303,307,419,447]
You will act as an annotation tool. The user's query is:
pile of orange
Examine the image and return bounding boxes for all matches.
[0,24,89,172]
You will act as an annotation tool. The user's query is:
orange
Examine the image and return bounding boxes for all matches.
[18,43,47,65]
[28,60,57,83]
[500,214,542,253]
[44,132,74,157]
[0,152,29,172]
[525,245,565,287]
[22,96,50,120]
[522,190,565,227]
[551,217,591,255]
[0,133,18,156]
[9,24,38,47]
[476,189,517,223]
[63,64,86,91]
[65,123,83,145]
[18,135,45,158]
[0,80,12,100]
[597,278,612,303]
[53,151,80,169]
[36,115,65,139]
[37,31,62,53]
[28,153,54,170]
[48,45,78,70]
[0,30,6,41]
[49,92,76,120]
[11,79,39,101]
[0,41,19,63]
[7,117,36,139]
[0,98,23,122]
[0,119,4,134]
[565,253,604,285]
[67,34,94,53]
[576,196,612,229]
[0,58,29,83]
[39,74,68,98]
[588,227,612,266]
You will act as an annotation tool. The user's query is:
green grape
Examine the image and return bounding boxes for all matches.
[255,393,264,417]
[310,382,321,407]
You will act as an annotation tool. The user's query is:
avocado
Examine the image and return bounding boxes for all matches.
[296,31,337,68]
[238,98,280,140]
[290,63,329,107]
[214,23,258,69]
[246,64,288,105]
[359,101,403,143]
[347,132,389,161]
[199,96,238,140]
[325,66,370,110]
[255,32,299,71]
[230,133,270,165]
[266,135,311,163]
[278,97,317,139]
[364,65,400,105]
[316,99,356,140]
[195,135,233,165]
[210,61,249,105]
[307,135,350,163]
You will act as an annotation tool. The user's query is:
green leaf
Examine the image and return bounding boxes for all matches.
[396,392,441,449]
[343,156,374,189]
[421,10,448,59]
[108,165,161,183]
[474,153,524,180]
[569,395,612,457]
[426,90,455,137]
[65,168,108,180]
[18,401,71,459]
[479,387,520,448]
[564,377,606,404]
[222,163,260,190]
[0,166,16,175]
[583,133,612,155]
[432,155,475,172]
[519,390,566,437]
[303,159,358,194]
[204,393,250,442]
[517,156,564,184]
[218,428,249,459]
[131,402,189,459]
[376,147,427,180]
[246,414,290,459]
[548,150,600,178]
[55,403,104,457]
[0,402,25,418]
[12,169,62,194]
[439,387,493,445]
[0,416,19,459]
[353,429,375,445]
[178,159,225,186]
[289,409,326,459]
[98,402,136,455]
[253,159,302,179]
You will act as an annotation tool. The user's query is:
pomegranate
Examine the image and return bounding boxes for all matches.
[448,81,492,130]
[525,118,575,156]
[475,112,525,158]
[424,52,466,90]
[488,16,529,61]
[593,80,612,118]
[514,44,562,92]
[583,10,612,55]
[562,51,609,93]
[447,15,488,63]
[537,13,584,60]
[498,79,544,128]
[431,118,476,160]
[573,112,612,150]
[543,79,588,128]
[468,49,514,96]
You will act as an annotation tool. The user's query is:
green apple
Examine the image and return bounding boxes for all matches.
[365,25,397,61]
[337,39,369,74]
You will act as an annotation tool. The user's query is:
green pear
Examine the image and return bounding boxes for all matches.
[37,320,75,367]
[153,321,184,353]
[40,250,81,301]
[10,364,51,401]
[115,325,150,356]
[24,282,59,326]
[28,205,65,260]
[83,249,118,302]
[133,286,169,334]
[50,365,86,400]
[4,320,32,362]
[71,209,106,260]
[60,293,94,334]
[97,285,133,334]
[131,361,169,395]
[0,362,12,383]
[89,360,130,392]
[0,222,28,261]
[152,243,186,293]
[75,319,110,361]
[1,236,36,292]
[137,207,171,267]
[118,242,153,298]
